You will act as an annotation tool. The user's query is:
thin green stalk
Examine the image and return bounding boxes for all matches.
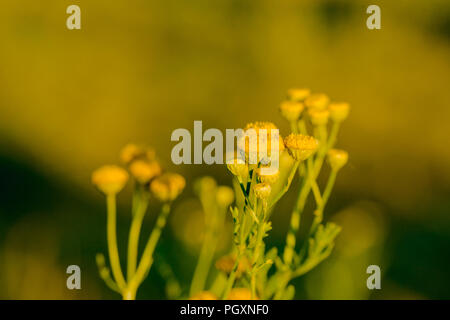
[127,187,149,282]
[106,194,127,290]
[126,203,171,299]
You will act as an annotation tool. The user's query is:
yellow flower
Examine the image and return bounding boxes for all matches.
[308,109,330,126]
[215,254,250,277]
[287,88,310,102]
[239,122,285,165]
[216,186,235,207]
[189,291,218,300]
[305,93,330,111]
[129,160,161,184]
[329,102,350,122]
[279,101,304,122]
[226,152,248,179]
[227,288,258,300]
[120,143,155,165]
[327,149,349,171]
[150,173,186,202]
[253,182,272,200]
[91,165,129,195]
[284,133,319,161]
[256,166,280,184]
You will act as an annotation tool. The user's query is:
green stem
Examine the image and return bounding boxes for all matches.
[106,194,127,290]
[127,203,171,299]
[127,187,149,282]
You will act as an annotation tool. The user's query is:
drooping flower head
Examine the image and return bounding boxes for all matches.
[150,173,186,202]
[120,143,155,165]
[284,133,319,161]
[92,165,129,195]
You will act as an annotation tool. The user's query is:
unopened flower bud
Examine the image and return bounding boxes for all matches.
[150,173,186,202]
[287,88,310,102]
[253,182,271,200]
[327,149,349,171]
[129,160,161,184]
[308,109,330,126]
[92,165,129,195]
[279,101,304,122]
[256,166,280,184]
[284,134,319,161]
[305,93,330,111]
[329,102,350,123]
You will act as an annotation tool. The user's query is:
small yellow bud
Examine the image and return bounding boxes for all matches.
[256,166,280,184]
[329,102,350,122]
[120,143,155,165]
[226,153,248,179]
[253,182,271,200]
[150,173,186,202]
[92,165,129,195]
[227,288,258,300]
[308,109,330,126]
[327,149,349,171]
[129,160,161,184]
[284,134,319,161]
[287,88,310,102]
[305,93,330,111]
[216,186,235,207]
[279,101,304,122]
[189,291,218,300]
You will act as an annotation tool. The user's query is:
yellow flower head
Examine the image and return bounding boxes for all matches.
[226,152,248,179]
[308,109,330,126]
[120,143,155,165]
[239,122,285,165]
[189,291,218,300]
[92,165,129,195]
[329,102,350,123]
[215,254,250,277]
[327,149,349,171]
[129,160,162,184]
[305,93,330,111]
[284,134,319,161]
[150,173,186,202]
[256,166,280,184]
[216,186,235,207]
[287,88,310,102]
[279,101,305,122]
[253,182,272,200]
[227,288,258,300]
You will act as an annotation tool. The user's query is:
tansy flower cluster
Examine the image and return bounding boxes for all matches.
[92,144,185,300]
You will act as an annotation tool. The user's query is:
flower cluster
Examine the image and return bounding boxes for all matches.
[92,144,185,300]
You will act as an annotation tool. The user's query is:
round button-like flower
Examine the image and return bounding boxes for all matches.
[279,101,304,122]
[150,173,186,202]
[329,102,350,123]
[226,152,248,179]
[308,109,330,126]
[120,143,155,165]
[305,93,330,111]
[238,122,285,165]
[287,88,310,102]
[227,288,258,300]
[327,149,348,171]
[253,182,272,200]
[216,186,235,207]
[284,133,319,161]
[92,165,129,195]
[129,160,161,184]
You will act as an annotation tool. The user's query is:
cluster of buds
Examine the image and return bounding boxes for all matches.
[92,144,185,202]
